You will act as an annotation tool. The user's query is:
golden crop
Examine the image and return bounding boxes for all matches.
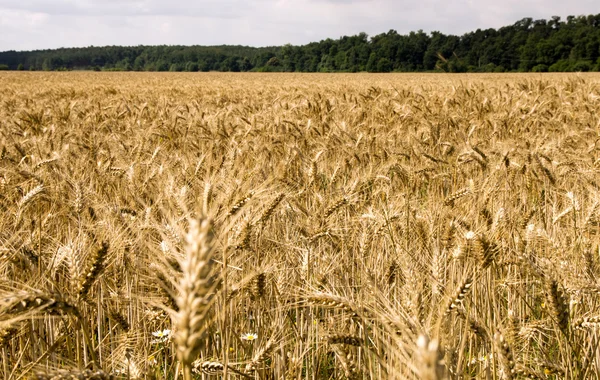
[1,72,600,379]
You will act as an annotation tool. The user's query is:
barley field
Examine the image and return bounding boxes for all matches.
[2,72,600,379]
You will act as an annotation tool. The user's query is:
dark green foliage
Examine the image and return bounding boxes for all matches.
[2,14,600,72]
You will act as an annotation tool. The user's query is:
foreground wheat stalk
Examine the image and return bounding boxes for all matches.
[174,217,219,380]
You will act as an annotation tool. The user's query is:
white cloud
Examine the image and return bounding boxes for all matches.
[0,0,253,17]
[0,0,597,51]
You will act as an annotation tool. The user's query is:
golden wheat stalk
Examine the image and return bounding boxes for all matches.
[257,192,285,227]
[227,190,254,217]
[2,291,79,317]
[77,241,109,298]
[332,345,360,380]
[325,334,363,346]
[193,360,252,378]
[494,332,515,380]
[245,334,277,372]
[544,279,569,336]
[174,217,220,380]
[444,277,473,315]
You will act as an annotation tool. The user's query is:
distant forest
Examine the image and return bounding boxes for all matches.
[2,14,600,72]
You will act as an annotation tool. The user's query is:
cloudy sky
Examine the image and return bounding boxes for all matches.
[0,0,597,51]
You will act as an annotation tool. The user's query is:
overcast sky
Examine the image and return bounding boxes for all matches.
[0,0,597,51]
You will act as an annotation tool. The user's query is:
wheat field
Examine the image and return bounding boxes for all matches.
[2,72,600,379]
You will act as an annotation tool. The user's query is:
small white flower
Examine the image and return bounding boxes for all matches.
[464,231,476,240]
[241,332,258,342]
[153,329,171,338]
[151,329,171,343]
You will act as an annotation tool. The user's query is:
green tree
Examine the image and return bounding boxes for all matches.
[220,57,240,72]
[133,56,146,71]
[366,53,378,72]
[169,63,184,72]
[198,60,209,72]
[239,57,253,71]
[532,64,548,72]
[42,58,52,71]
[185,62,199,72]
[281,44,296,72]
[376,57,392,72]
[116,58,132,71]
[266,57,281,68]
[156,60,169,72]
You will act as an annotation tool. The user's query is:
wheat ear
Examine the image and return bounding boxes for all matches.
[174,218,220,380]
[245,334,277,372]
[444,277,473,315]
[78,241,109,299]
[494,332,515,380]
[545,279,569,336]
[325,334,363,346]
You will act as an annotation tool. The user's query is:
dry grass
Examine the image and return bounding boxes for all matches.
[1,71,600,379]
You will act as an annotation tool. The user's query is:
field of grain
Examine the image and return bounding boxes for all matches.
[2,72,600,379]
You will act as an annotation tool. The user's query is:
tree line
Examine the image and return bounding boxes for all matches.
[1,14,600,73]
